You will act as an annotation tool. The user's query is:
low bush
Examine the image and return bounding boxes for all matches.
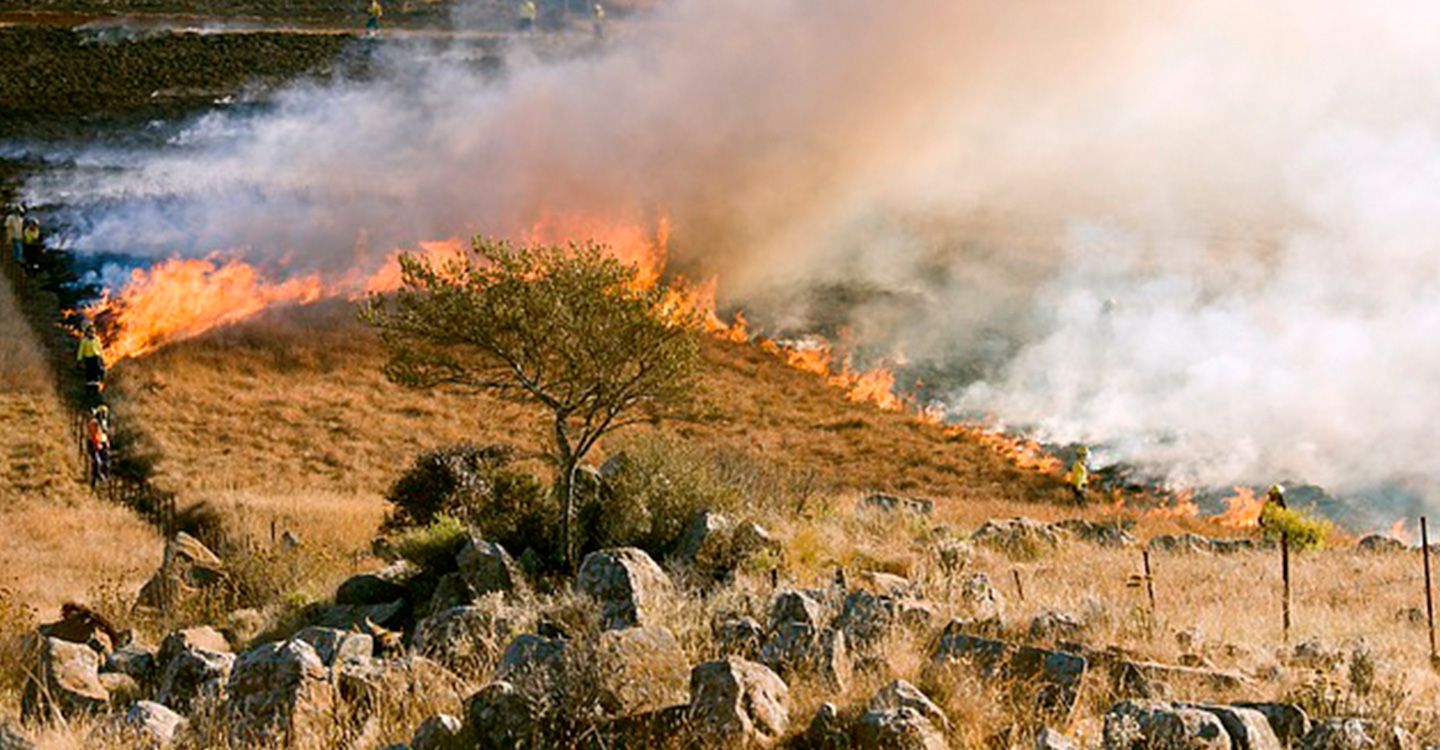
[383,443,517,529]
[393,514,470,573]
[1261,503,1334,550]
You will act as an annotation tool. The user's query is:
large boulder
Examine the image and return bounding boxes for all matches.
[135,533,227,611]
[37,603,124,656]
[972,517,1060,556]
[106,643,159,687]
[713,616,765,660]
[457,537,528,601]
[335,561,416,606]
[869,679,951,732]
[1180,705,1282,750]
[225,639,334,747]
[1235,703,1311,748]
[1103,701,1232,750]
[466,681,539,750]
[575,548,674,630]
[689,659,789,748]
[769,590,826,631]
[336,655,468,717]
[1301,719,1409,750]
[675,511,736,571]
[21,636,110,721]
[125,700,188,745]
[597,626,690,716]
[413,599,529,674]
[758,624,851,690]
[158,627,231,669]
[292,626,374,667]
[412,713,463,750]
[157,646,235,714]
[933,625,1087,719]
[854,707,947,750]
[495,634,568,699]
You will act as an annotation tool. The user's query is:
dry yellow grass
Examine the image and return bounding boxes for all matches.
[0,271,162,618]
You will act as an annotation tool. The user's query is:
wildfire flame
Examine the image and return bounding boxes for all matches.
[1144,489,1201,520]
[1387,518,1414,545]
[1213,486,1265,529]
[944,423,1064,475]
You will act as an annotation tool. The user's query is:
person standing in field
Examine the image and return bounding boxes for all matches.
[518,0,537,33]
[86,405,110,486]
[1066,445,1090,505]
[3,205,23,264]
[592,3,605,39]
[365,0,383,38]
[78,323,107,404]
[21,217,42,273]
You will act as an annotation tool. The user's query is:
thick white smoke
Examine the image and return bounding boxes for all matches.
[22,0,1440,518]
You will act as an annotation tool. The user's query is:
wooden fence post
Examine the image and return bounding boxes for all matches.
[1281,531,1292,643]
[1423,517,1436,665]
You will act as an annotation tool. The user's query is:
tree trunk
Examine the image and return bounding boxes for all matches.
[555,416,577,571]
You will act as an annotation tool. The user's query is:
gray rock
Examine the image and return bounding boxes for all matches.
[689,659,790,748]
[972,517,1061,556]
[1037,726,1080,750]
[1301,719,1409,750]
[313,599,407,631]
[99,671,142,706]
[21,636,110,722]
[770,589,826,631]
[1182,705,1283,750]
[1049,519,1138,548]
[426,572,477,617]
[834,589,897,650]
[1103,702,1233,750]
[869,679,950,732]
[1234,703,1311,748]
[854,707,947,750]
[1148,534,1216,554]
[495,634,568,698]
[126,700,187,745]
[574,548,674,630]
[933,625,1087,718]
[676,511,736,570]
[1030,610,1086,642]
[292,626,374,667]
[759,623,851,690]
[335,655,468,713]
[713,616,765,660]
[1113,660,1250,699]
[466,681,539,750]
[158,626,231,670]
[458,536,527,600]
[803,703,849,750]
[958,573,1003,621]
[335,562,414,606]
[861,493,935,515]
[105,643,158,686]
[413,602,527,673]
[135,533,228,611]
[596,625,690,715]
[226,639,334,747]
[412,713,463,750]
[157,646,234,714]
[0,723,39,750]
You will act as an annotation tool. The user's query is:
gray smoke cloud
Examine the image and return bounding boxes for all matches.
[22,0,1440,521]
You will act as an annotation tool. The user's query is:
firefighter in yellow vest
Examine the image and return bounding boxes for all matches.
[592,3,605,38]
[518,0,537,32]
[365,0,382,37]
[1260,484,1287,530]
[1067,445,1090,505]
[78,323,107,403]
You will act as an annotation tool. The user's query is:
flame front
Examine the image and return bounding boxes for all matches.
[1213,486,1264,529]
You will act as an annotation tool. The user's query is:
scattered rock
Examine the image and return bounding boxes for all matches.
[313,599,407,632]
[803,703,849,750]
[292,626,374,667]
[225,639,334,747]
[1234,703,1311,748]
[1148,534,1216,554]
[770,589,826,631]
[1211,538,1272,555]
[734,521,783,558]
[335,561,415,606]
[495,634,568,698]
[466,681,539,750]
[1103,701,1232,750]
[21,636,110,722]
[869,679,951,732]
[1300,719,1408,750]
[933,625,1087,718]
[1037,725,1080,750]
[1030,610,1085,642]
[862,493,935,515]
[1182,705,1283,750]
[37,603,123,656]
[1050,519,1138,548]
[157,646,234,714]
[412,713,463,750]
[713,616,765,660]
[426,572,477,617]
[973,517,1060,556]
[759,623,851,690]
[859,571,914,597]
[854,707,947,750]
[596,625,691,715]
[1357,535,1407,554]
[574,548,674,630]
[676,511,736,570]
[135,533,227,611]
[105,643,159,687]
[1290,640,1345,670]
[125,700,187,745]
[158,627,231,669]
[0,724,37,750]
[412,601,527,673]
[335,655,468,715]
[99,671,142,706]
[689,659,790,748]
[958,573,1003,621]
[458,536,528,601]
[1113,660,1250,699]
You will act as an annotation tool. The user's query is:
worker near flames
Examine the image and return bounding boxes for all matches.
[78,323,107,403]
[1067,445,1090,505]
[518,0,537,32]
[3,205,23,263]
[20,217,42,273]
[86,405,110,486]
[1259,484,1287,529]
[365,0,382,38]
[592,3,605,38]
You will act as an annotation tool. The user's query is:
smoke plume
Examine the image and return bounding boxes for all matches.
[23,0,1440,520]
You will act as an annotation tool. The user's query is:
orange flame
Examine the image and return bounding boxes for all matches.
[945,423,1064,475]
[1387,518,1414,545]
[86,256,326,362]
[1144,489,1201,520]
[1213,486,1265,529]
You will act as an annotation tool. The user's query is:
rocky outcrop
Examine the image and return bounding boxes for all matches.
[495,634,568,699]
[596,626,690,716]
[803,703,849,750]
[1234,703,1311,748]
[933,625,1087,718]
[157,645,234,714]
[136,533,227,611]
[125,700,188,745]
[675,513,782,577]
[770,590,827,631]
[861,494,935,515]
[574,548,674,630]
[759,623,850,690]
[713,616,765,660]
[334,561,416,606]
[21,636,110,721]
[1103,702,1232,750]
[292,626,374,667]
[412,714,463,750]
[972,517,1061,555]
[854,707,947,750]
[689,659,790,748]
[868,679,951,733]
[105,643,159,686]
[1300,719,1409,750]
[457,536,527,601]
[413,601,528,673]
[225,639,334,747]
[466,681,539,750]
[159,627,231,668]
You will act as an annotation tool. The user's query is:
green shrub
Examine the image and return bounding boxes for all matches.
[582,433,741,558]
[383,443,517,528]
[1261,504,1333,550]
[459,467,558,564]
[394,514,470,572]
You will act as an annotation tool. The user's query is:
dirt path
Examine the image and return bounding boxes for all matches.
[0,264,160,618]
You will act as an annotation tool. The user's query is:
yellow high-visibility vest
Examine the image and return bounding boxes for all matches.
[1067,460,1088,490]
[78,337,104,361]
[521,1,537,19]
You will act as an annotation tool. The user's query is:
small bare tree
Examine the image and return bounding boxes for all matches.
[361,238,703,568]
